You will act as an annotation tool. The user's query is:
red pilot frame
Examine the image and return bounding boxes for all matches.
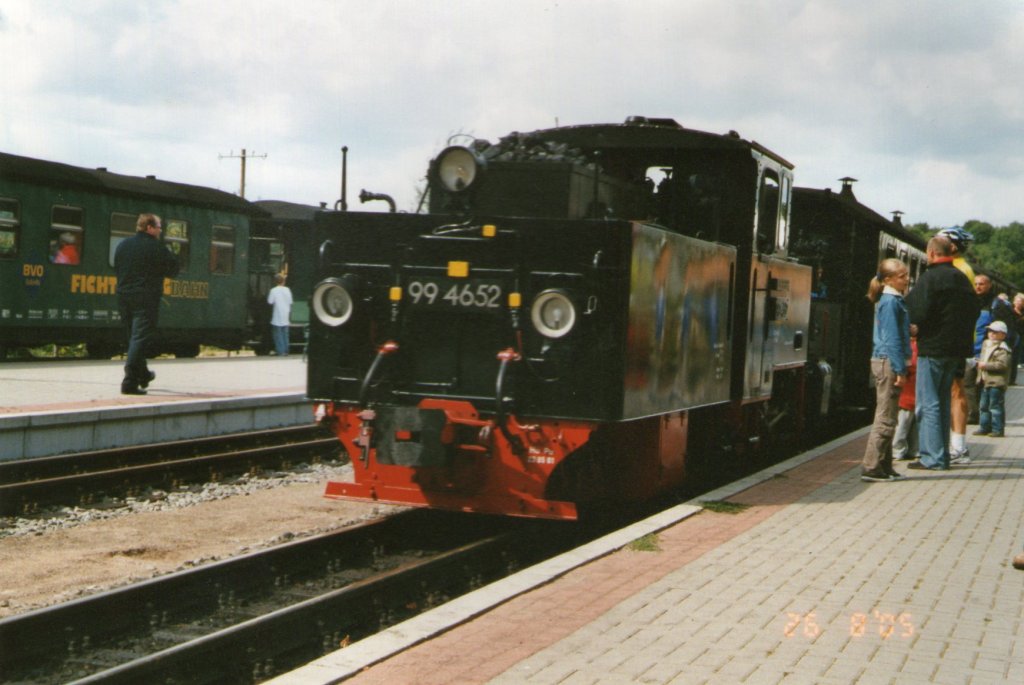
[321,398,595,519]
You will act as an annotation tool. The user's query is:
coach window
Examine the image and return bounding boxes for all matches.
[0,198,18,259]
[50,205,83,265]
[756,171,780,254]
[210,225,235,275]
[165,219,190,271]
[108,212,136,266]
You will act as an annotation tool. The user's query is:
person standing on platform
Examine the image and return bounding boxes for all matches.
[963,274,1017,448]
[267,273,293,356]
[892,334,919,462]
[114,213,179,395]
[905,236,978,471]
[936,226,976,463]
[973,320,1012,438]
[1011,293,1024,385]
[861,259,912,482]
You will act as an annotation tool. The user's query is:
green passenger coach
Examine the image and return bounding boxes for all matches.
[0,151,266,359]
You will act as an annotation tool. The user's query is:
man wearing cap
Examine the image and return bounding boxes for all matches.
[974,319,1012,438]
[905,236,979,471]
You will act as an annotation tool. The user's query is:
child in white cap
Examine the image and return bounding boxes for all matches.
[974,320,1012,438]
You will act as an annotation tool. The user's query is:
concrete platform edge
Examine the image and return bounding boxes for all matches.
[0,392,312,460]
[267,424,872,685]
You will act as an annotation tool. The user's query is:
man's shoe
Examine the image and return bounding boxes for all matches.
[951,455,972,465]
[140,371,156,389]
[1013,553,1024,570]
[972,429,989,436]
[121,386,147,395]
[911,462,951,470]
[861,470,891,482]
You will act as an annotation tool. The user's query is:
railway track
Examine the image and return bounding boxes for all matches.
[0,425,342,517]
[0,509,576,684]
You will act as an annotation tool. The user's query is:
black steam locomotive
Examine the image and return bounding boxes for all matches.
[307,117,813,519]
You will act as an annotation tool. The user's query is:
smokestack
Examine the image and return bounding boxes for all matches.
[891,210,904,227]
[838,176,857,200]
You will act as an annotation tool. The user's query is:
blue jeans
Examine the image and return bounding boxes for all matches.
[979,386,1005,434]
[119,300,157,386]
[915,356,960,469]
[272,325,290,356]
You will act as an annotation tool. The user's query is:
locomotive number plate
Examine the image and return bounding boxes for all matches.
[407,279,503,309]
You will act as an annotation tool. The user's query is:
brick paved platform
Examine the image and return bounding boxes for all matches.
[273,387,1024,685]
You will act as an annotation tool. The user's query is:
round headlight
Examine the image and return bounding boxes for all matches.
[312,279,354,327]
[436,146,482,192]
[530,290,576,338]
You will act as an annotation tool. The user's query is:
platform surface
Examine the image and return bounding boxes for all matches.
[274,387,1024,685]
[0,354,306,414]
[0,355,310,458]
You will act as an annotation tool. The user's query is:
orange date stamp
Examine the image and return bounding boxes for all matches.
[783,611,915,639]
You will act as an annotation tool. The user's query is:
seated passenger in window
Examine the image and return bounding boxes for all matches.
[812,265,829,299]
[53,232,80,265]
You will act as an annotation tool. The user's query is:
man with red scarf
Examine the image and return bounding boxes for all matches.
[904,236,979,471]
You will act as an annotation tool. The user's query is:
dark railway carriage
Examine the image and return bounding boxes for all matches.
[308,118,812,519]
[0,151,265,358]
[789,180,927,423]
[247,200,320,354]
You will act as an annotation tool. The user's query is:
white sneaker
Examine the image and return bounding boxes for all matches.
[952,454,972,465]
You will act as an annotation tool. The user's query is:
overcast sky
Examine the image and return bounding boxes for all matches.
[2,0,1023,227]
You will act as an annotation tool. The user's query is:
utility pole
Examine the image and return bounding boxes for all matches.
[219,148,267,198]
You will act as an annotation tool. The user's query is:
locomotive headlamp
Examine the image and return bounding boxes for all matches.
[312,278,354,327]
[530,290,576,338]
[435,146,484,192]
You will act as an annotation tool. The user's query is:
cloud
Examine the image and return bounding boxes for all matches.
[2,0,1024,223]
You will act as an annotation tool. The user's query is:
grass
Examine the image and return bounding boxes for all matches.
[627,533,662,552]
[700,500,751,514]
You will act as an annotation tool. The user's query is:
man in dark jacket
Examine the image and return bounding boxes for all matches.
[114,213,179,394]
[905,236,979,470]
[964,274,1018,427]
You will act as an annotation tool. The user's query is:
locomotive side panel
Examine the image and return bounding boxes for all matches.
[743,256,812,400]
[623,223,735,418]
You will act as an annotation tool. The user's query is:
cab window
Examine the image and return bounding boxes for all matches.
[756,172,780,254]
[109,212,136,266]
[776,174,791,253]
[0,198,18,259]
[210,225,235,275]
[50,205,83,266]
[644,166,724,240]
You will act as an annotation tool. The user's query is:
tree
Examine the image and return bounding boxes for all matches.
[963,220,995,245]
[905,222,933,243]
